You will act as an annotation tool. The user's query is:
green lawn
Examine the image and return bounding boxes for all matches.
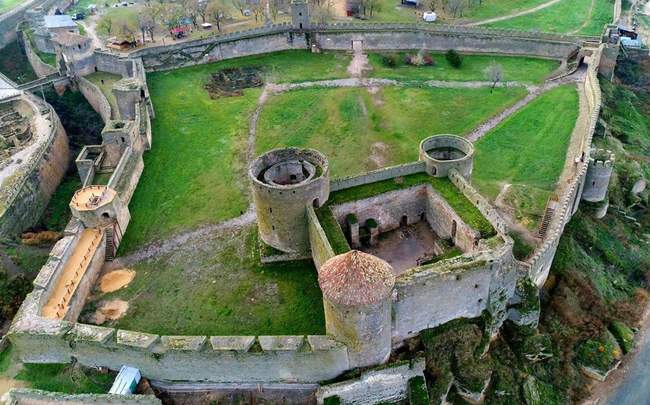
[472,84,578,229]
[15,363,114,394]
[487,0,614,36]
[85,72,121,115]
[463,0,552,20]
[368,53,559,83]
[256,86,528,177]
[0,0,23,14]
[118,52,346,252]
[86,225,325,336]
[40,175,81,232]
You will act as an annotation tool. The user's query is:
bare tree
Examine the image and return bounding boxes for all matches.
[207,0,227,31]
[484,61,503,92]
[446,0,465,17]
[142,2,165,41]
[231,0,246,16]
[197,0,209,22]
[98,16,113,36]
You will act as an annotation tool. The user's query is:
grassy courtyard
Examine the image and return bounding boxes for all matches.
[472,84,579,229]
[85,72,121,115]
[86,225,324,336]
[256,85,527,177]
[0,0,23,14]
[368,53,559,83]
[487,0,614,36]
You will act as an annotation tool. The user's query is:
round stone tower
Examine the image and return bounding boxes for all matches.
[69,185,130,231]
[419,134,474,179]
[318,250,395,368]
[249,148,329,254]
[582,149,614,202]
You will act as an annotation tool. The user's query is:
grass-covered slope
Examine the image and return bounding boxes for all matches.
[86,225,324,336]
[367,52,559,84]
[486,0,614,36]
[473,84,578,229]
[257,86,527,177]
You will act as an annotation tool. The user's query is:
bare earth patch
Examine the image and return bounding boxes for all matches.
[90,300,129,325]
[99,269,135,293]
[369,141,390,169]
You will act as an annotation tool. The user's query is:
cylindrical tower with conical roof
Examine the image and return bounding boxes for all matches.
[318,250,395,368]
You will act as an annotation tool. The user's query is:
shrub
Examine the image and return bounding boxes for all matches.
[366,218,378,228]
[381,54,398,67]
[345,213,358,224]
[446,49,463,68]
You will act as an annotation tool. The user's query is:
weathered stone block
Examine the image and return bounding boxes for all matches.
[67,323,115,344]
[259,335,304,351]
[116,330,158,350]
[161,335,207,351]
[209,336,256,352]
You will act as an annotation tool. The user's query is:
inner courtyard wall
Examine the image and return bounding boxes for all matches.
[329,185,479,253]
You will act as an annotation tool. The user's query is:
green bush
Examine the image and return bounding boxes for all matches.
[446,49,463,69]
[408,376,430,405]
[366,218,378,228]
[381,54,398,67]
[609,321,635,354]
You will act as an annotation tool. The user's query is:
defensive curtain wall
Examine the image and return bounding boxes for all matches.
[123,23,588,72]
[6,15,611,398]
[0,83,69,239]
[0,0,58,48]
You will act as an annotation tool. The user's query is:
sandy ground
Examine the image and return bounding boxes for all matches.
[42,228,102,319]
[99,269,135,293]
[91,299,129,325]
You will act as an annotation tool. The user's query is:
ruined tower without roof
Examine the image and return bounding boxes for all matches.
[318,250,395,368]
[249,148,330,255]
[419,134,474,179]
[582,148,614,202]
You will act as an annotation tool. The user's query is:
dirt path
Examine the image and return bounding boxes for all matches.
[247,85,272,161]
[567,0,597,35]
[347,43,371,78]
[465,0,563,26]
[109,209,256,268]
[79,17,103,50]
[466,70,584,142]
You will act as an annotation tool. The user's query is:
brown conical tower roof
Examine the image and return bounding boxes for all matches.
[318,250,395,306]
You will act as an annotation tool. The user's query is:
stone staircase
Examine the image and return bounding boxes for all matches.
[538,197,559,239]
[105,226,116,261]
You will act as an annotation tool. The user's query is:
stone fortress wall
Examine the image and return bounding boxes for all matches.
[7,8,612,393]
[0,88,69,238]
[19,29,58,79]
[525,45,605,287]
[114,22,589,73]
[0,0,58,49]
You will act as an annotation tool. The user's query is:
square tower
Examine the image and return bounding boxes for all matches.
[291,0,310,29]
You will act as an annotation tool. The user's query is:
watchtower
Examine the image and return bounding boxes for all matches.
[419,134,474,179]
[112,77,145,120]
[291,0,310,30]
[582,149,614,203]
[249,148,330,255]
[69,185,130,259]
[318,250,395,368]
